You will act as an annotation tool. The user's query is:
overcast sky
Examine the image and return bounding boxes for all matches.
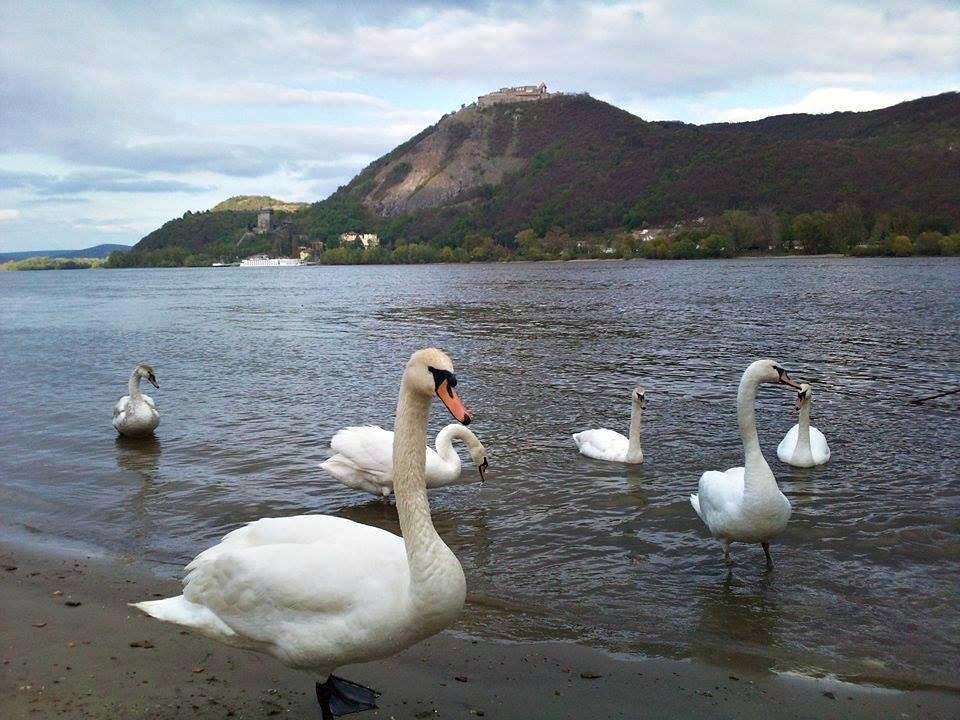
[1,1,957,252]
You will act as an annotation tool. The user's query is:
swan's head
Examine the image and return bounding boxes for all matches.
[749,358,802,390]
[795,383,812,411]
[632,385,647,410]
[136,363,159,389]
[469,441,489,484]
[405,348,471,425]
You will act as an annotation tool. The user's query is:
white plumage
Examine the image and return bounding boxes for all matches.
[777,383,831,467]
[112,363,160,437]
[573,386,646,464]
[133,348,471,716]
[320,423,488,496]
[690,359,801,567]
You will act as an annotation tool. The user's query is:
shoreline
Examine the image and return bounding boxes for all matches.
[7,253,959,271]
[3,540,958,719]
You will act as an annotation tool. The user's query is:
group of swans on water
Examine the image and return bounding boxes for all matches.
[114,352,829,718]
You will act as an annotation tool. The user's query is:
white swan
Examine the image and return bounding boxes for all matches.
[112,363,160,437]
[690,359,802,568]
[777,383,831,467]
[572,386,646,464]
[320,423,488,496]
[133,349,472,719]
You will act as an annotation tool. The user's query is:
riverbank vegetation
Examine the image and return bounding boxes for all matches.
[1,256,106,271]
[104,202,960,267]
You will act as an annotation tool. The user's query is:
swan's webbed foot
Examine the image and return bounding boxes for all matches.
[722,540,731,565]
[316,676,380,718]
[761,541,773,570]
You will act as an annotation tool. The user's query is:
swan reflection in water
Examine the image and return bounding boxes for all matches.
[695,571,783,674]
[115,435,162,478]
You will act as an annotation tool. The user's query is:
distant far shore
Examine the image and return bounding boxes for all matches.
[5,252,958,271]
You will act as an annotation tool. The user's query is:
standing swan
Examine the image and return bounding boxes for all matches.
[777,383,830,467]
[320,423,489,496]
[112,363,160,437]
[572,386,646,463]
[133,349,471,719]
[690,360,802,568]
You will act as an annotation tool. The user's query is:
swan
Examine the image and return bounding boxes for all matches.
[777,383,831,467]
[133,349,472,719]
[690,359,802,568]
[320,423,488,496]
[572,386,646,464]
[112,363,160,437]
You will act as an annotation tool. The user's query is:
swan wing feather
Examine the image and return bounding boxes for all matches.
[695,467,745,535]
[809,426,831,464]
[777,424,800,463]
[330,426,395,473]
[572,428,628,461]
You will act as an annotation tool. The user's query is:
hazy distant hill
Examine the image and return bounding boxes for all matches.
[210,195,308,213]
[116,91,960,265]
[0,243,130,262]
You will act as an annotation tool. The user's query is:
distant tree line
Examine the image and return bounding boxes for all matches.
[105,198,959,269]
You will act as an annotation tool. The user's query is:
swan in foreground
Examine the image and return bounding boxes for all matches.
[112,363,160,437]
[690,360,802,568]
[572,386,646,463]
[320,423,488,496]
[777,383,830,467]
[134,349,472,719]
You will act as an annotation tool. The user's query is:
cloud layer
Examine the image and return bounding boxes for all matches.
[1,0,957,250]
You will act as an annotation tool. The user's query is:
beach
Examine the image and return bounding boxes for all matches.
[3,540,957,720]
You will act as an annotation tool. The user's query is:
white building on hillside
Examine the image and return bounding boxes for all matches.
[340,232,380,248]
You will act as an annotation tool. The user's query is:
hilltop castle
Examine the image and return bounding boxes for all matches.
[478,83,551,107]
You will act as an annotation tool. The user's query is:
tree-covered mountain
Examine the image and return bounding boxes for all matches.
[111,91,960,266]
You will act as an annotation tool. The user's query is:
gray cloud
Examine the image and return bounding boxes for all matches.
[0,169,210,195]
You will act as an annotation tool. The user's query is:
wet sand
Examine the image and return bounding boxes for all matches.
[2,542,957,719]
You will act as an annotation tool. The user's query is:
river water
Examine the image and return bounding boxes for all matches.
[1,258,957,688]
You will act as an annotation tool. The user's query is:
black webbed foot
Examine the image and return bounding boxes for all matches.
[316,676,380,718]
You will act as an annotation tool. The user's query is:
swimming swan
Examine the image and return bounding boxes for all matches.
[133,348,472,719]
[777,383,830,467]
[690,360,802,568]
[320,423,488,496]
[572,386,646,464]
[112,363,160,437]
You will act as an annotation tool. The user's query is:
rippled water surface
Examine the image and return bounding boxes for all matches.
[1,258,958,687]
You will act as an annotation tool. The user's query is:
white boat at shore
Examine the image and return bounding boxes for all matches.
[239,254,303,267]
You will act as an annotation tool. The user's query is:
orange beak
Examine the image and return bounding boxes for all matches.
[436,379,471,425]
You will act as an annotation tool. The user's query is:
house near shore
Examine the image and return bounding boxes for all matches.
[340,232,380,248]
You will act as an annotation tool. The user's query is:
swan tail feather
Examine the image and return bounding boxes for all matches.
[131,595,237,638]
[689,494,703,519]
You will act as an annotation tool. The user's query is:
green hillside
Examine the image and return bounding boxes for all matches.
[109,91,960,266]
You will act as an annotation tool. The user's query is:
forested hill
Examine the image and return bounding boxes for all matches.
[329,91,959,241]
[112,91,960,266]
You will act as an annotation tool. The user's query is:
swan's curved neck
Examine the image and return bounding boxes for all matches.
[796,401,812,454]
[392,377,447,592]
[434,425,477,466]
[626,403,643,461]
[128,370,143,399]
[737,371,762,460]
[737,369,776,493]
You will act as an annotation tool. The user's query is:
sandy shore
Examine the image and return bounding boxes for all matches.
[2,541,957,719]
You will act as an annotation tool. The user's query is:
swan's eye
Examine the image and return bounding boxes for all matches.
[427,367,456,391]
